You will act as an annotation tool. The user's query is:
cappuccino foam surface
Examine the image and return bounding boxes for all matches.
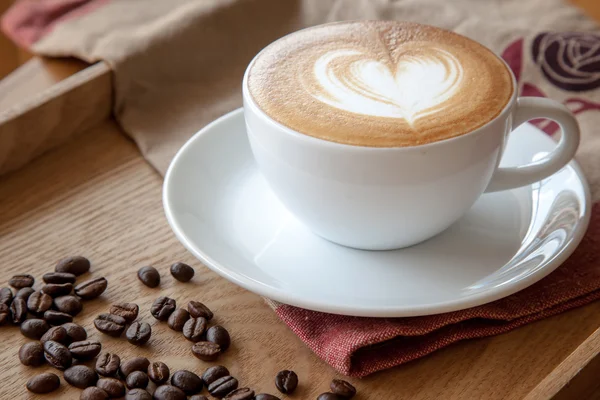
[247,21,514,147]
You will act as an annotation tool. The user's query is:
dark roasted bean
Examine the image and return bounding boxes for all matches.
[187,301,213,320]
[69,340,102,360]
[126,371,149,389]
[81,386,109,400]
[95,352,120,376]
[191,341,221,361]
[56,256,90,276]
[330,379,356,398]
[21,319,50,339]
[153,385,186,400]
[9,274,34,289]
[171,370,203,395]
[275,370,298,394]
[150,296,176,320]
[126,388,152,400]
[94,313,126,336]
[27,291,52,315]
[43,272,77,284]
[120,357,150,377]
[43,340,72,370]
[110,302,139,323]
[19,341,44,366]
[254,394,281,400]
[44,310,73,325]
[0,304,9,325]
[15,287,35,300]
[170,262,194,282]
[148,361,170,384]
[182,317,207,342]
[167,308,189,331]
[224,388,255,400]
[40,326,69,345]
[54,295,83,316]
[206,325,230,351]
[64,365,98,388]
[41,283,73,297]
[137,266,160,288]
[208,376,238,399]
[62,322,87,342]
[0,287,13,306]
[201,365,229,386]
[75,277,107,300]
[317,393,343,400]
[97,377,126,397]
[189,396,209,400]
[26,372,60,393]
[126,321,151,345]
[10,297,27,323]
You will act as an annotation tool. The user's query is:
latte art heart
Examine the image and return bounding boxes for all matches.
[311,48,463,124]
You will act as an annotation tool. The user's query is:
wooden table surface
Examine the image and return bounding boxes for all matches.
[1,1,600,399]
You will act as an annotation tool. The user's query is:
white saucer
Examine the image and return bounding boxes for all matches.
[163,109,591,317]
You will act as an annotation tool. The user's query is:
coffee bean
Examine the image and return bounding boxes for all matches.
[147,361,170,384]
[330,379,356,398]
[42,283,73,297]
[154,385,186,400]
[150,296,176,320]
[275,370,298,394]
[62,322,87,342]
[75,277,107,300]
[208,376,238,399]
[54,295,83,316]
[171,370,203,394]
[19,341,44,366]
[64,365,98,388]
[126,321,152,345]
[167,308,190,331]
[81,386,109,400]
[254,394,281,400]
[224,388,255,400]
[9,274,34,289]
[69,340,102,360]
[120,356,150,377]
[206,325,231,351]
[15,286,35,300]
[10,297,27,323]
[137,266,160,288]
[191,341,221,361]
[187,301,213,320]
[201,365,229,386]
[44,310,73,325]
[26,372,60,393]
[43,271,77,284]
[0,287,13,306]
[94,313,127,336]
[126,388,153,400]
[170,262,194,282]
[56,256,90,276]
[0,304,9,325]
[41,326,69,344]
[21,318,50,339]
[189,396,209,400]
[43,340,72,370]
[110,302,139,323]
[317,393,343,400]
[97,377,126,397]
[95,352,121,376]
[124,371,148,389]
[182,317,207,342]
[27,291,52,315]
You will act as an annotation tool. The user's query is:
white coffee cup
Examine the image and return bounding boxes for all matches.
[242,61,580,250]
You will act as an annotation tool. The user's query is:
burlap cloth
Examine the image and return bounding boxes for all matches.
[3,0,600,377]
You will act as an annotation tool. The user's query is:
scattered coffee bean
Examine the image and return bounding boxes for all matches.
[126,371,149,389]
[110,302,139,323]
[189,396,209,400]
[75,277,107,300]
[154,385,186,400]
[9,274,34,289]
[254,394,281,400]
[15,286,35,300]
[126,388,153,400]
[0,304,9,325]
[64,365,98,388]
[10,297,27,323]
[317,393,343,400]
[120,356,150,377]
[97,377,126,397]
[96,352,121,376]
[182,317,207,342]
[69,340,102,360]
[42,283,73,297]
[206,325,231,351]
[27,291,53,315]
[191,341,221,361]
[187,301,213,320]
[150,296,176,320]
[126,321,152,345]
[202,365,230,386]
[168,308,190,331]
[62,322,88,342]
[43,340,72,370]
[21,318,50,339]
[56,256,90,276]
[170,262,194,282]
[137,266,160,288]
[171,370,203,394]
[26,372,60,394]
[44,310,73,325]
[148,361,170,384]
[80,386,109,400]
[275,370,298,394]
[94,313,127,337]
[330,379,356,398]
[208,376,239,399]
[19,341,44,366]
[43,271,77,284]
[224,388,255,400]
[41,326,69,344]
[54,295,83,316]
[0,287,12,306]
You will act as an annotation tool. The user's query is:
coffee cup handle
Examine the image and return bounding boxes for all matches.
[485,97,580,193]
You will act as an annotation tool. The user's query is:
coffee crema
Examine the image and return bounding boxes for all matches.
[247,21,514,147]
